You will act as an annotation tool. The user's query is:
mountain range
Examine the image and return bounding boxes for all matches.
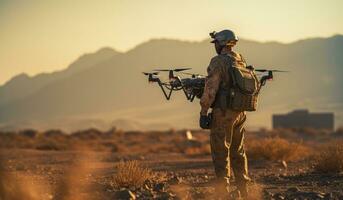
[0,35,342,131]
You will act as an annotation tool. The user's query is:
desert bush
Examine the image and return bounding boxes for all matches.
[18,129,38,138]
[313,141,343,173]
[334,127,343,136]
[110,160,154,189]
[35,143,61,151]
[246,137,311,161]
[99,141,119,152]
[43,129,65,137]
[71,128,103,140]
[35,139,67,151]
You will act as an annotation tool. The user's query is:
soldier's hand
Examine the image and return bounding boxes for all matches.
[199,114,211,129]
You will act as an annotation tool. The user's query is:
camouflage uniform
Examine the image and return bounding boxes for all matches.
[200,50,250,196]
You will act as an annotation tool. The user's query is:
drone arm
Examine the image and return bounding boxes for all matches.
[259,71,273,86]
[157,79,173,100]
[190,94,196,102]
[176,77,194,101]
[181,86,193,100]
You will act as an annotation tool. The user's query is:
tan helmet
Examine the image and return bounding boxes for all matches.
[210,29,238,46]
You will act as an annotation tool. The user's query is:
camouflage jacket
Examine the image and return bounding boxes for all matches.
[200,51,247,115]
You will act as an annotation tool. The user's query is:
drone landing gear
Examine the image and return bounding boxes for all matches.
[157,80,174,100]
[157,79,196,102]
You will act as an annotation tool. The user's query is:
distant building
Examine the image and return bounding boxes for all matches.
[273,109,334,130]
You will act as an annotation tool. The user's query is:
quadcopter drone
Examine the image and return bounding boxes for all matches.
[143,67,287,102]
[143,68,205,102]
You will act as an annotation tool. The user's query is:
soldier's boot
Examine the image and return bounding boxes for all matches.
[229,189,241,200]
[212,178,230,199]
[237,182,248,199]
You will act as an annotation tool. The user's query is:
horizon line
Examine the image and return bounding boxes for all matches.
[1,33,342,86]
[118,33,343,53]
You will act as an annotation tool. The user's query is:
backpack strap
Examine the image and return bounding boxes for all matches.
[212,54,237,111]
[239,54,246,64]
[222,54,237,88]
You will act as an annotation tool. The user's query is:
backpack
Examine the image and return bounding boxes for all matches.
[228,65,260,111]
[213,53,260,112]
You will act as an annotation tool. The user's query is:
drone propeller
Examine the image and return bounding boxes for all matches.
[154,68,192,79]
[181,72,204,77]
[255,69,289,73]
[142,72,159,76]
[154,68,192,72]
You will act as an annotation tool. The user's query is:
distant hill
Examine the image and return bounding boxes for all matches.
[0,47,119,105]
[0,35,342,131]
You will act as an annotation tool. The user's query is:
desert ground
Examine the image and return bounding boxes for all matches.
[0,128,343,200]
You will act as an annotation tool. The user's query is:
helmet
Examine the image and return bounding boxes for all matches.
[210,30,238,46]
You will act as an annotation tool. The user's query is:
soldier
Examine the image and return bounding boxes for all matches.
[200,30,252,199]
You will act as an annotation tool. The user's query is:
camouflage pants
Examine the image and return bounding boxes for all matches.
[210,108,250,191]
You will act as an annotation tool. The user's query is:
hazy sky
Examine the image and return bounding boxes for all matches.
[0,0,342,85]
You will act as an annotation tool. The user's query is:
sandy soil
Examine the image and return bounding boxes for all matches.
[1,148,342,200]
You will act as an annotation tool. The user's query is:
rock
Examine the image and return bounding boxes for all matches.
[141,189,154,198]
[144,184,151,190]
[154,182,167,192]
[323,193,333,200]
[115,189,136,200]
[138,155,145,160]
[273,193,285,200]
[263,190,274,200]
[306,192,325,199]
[157,191,175,200]
[185,130,194,140]
[168,175,183,184]
[281,160,288,169]
[263,190,273,197]
[314,193,325,199]
[290,191,326,200]
[287,187,300,193]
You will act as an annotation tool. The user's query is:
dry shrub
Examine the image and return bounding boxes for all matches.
[247,138,310,161]
[334,127,343,136]
[35,140,65,151]
[111,160,153,189]
[313,141,343,173]
[19,129,38,138]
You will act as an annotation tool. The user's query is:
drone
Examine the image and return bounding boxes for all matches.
[143,66,288,102]
[142,68,205,101]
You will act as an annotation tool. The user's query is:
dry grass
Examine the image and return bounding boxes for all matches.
[313,141,343,173]
[246,137,311,161]
[110,160,154,189]
[5,128,340,156]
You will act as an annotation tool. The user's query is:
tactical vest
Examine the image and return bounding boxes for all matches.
[212,53,260,112]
